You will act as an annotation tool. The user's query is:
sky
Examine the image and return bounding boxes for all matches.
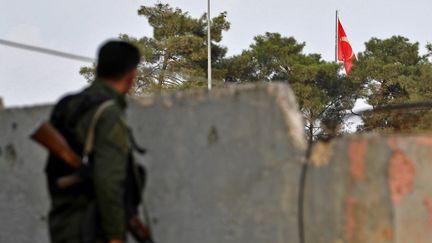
[1,0,432,107]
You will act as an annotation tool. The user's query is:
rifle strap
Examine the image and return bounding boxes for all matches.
[83,100,116,163]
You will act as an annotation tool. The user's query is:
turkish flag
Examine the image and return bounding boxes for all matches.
[338,19,356,74]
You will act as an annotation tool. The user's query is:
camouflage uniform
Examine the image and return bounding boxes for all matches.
[46,79,129,243]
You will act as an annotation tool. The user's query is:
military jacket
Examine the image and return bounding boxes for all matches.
[47,79,129,242]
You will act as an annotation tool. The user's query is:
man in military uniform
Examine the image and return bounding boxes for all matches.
[46,40,141,243]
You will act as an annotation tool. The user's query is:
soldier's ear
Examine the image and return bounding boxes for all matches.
[131,69,138,79]
[127,69,138,83]
[125,68,138,91]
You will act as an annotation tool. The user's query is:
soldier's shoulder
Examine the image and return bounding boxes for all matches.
[50,92,82,122]
[101,101,124,117]
[95,101,127,131]
[54,93,80,110]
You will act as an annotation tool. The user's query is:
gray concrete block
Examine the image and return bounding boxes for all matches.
[0,84,306,243]
[305,134,432,243]
[0,105,52,243]
[129,84,306,243]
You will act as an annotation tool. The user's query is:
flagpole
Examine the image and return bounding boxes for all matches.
[207,0,212,91]
[335,10,339,63]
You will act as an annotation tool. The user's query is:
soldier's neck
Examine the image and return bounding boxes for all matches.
[105,80,127,94]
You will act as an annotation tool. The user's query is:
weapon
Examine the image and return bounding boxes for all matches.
[31,122,81,169]
[31,121,84,188]
[128,215,155,243]
[31,121,155,242]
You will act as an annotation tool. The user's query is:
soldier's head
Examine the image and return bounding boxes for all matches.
[96,40,141,94]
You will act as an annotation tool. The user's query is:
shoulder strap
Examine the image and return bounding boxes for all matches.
[82,100,116,164]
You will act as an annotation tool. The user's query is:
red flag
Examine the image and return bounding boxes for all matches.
[337,19,356,74]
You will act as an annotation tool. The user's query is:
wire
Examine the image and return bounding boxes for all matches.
[0,38,94,63]
[298,141,313,243]
[345,100,432,120]
[360,101,432,114]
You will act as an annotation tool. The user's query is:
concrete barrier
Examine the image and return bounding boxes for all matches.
[305,134,432,243]
[0,84,306,242]
[0,105,52,243]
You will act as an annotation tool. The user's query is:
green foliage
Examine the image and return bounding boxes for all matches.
[351,36,432,132]
[223,32,362,141]
[79,65,96,82]
[79,3,432,136]
[80,3,230,93]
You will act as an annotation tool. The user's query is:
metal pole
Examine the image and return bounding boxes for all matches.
[207,0,212,90]
[335,10,339,63]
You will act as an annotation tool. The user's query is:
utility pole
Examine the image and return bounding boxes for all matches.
[207,0,212,90]
[335,10,339,63]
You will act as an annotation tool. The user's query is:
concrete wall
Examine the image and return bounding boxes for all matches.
[0,105,52,243]
[0,84,306,242]
[305,134,432,243]
[6,83,432,243]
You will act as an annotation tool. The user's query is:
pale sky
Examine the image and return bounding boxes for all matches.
[1,0,431,107]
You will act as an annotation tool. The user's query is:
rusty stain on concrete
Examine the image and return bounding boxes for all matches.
[380,227,393,240]
[415,136,432,147]
[387,145,416,206]
[423,197,432,229]
[348,138,368,182]
[345,196,357,242]
[387,137,398,150]
[309,140,335,167]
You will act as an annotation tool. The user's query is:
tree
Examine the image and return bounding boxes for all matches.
[80,3,230,93]
[351,36,432,132]
[224,32,362,141]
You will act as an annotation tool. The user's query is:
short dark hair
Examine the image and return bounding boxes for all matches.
[96,40,141,80]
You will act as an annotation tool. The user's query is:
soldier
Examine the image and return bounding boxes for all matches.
[45,40,141,243]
